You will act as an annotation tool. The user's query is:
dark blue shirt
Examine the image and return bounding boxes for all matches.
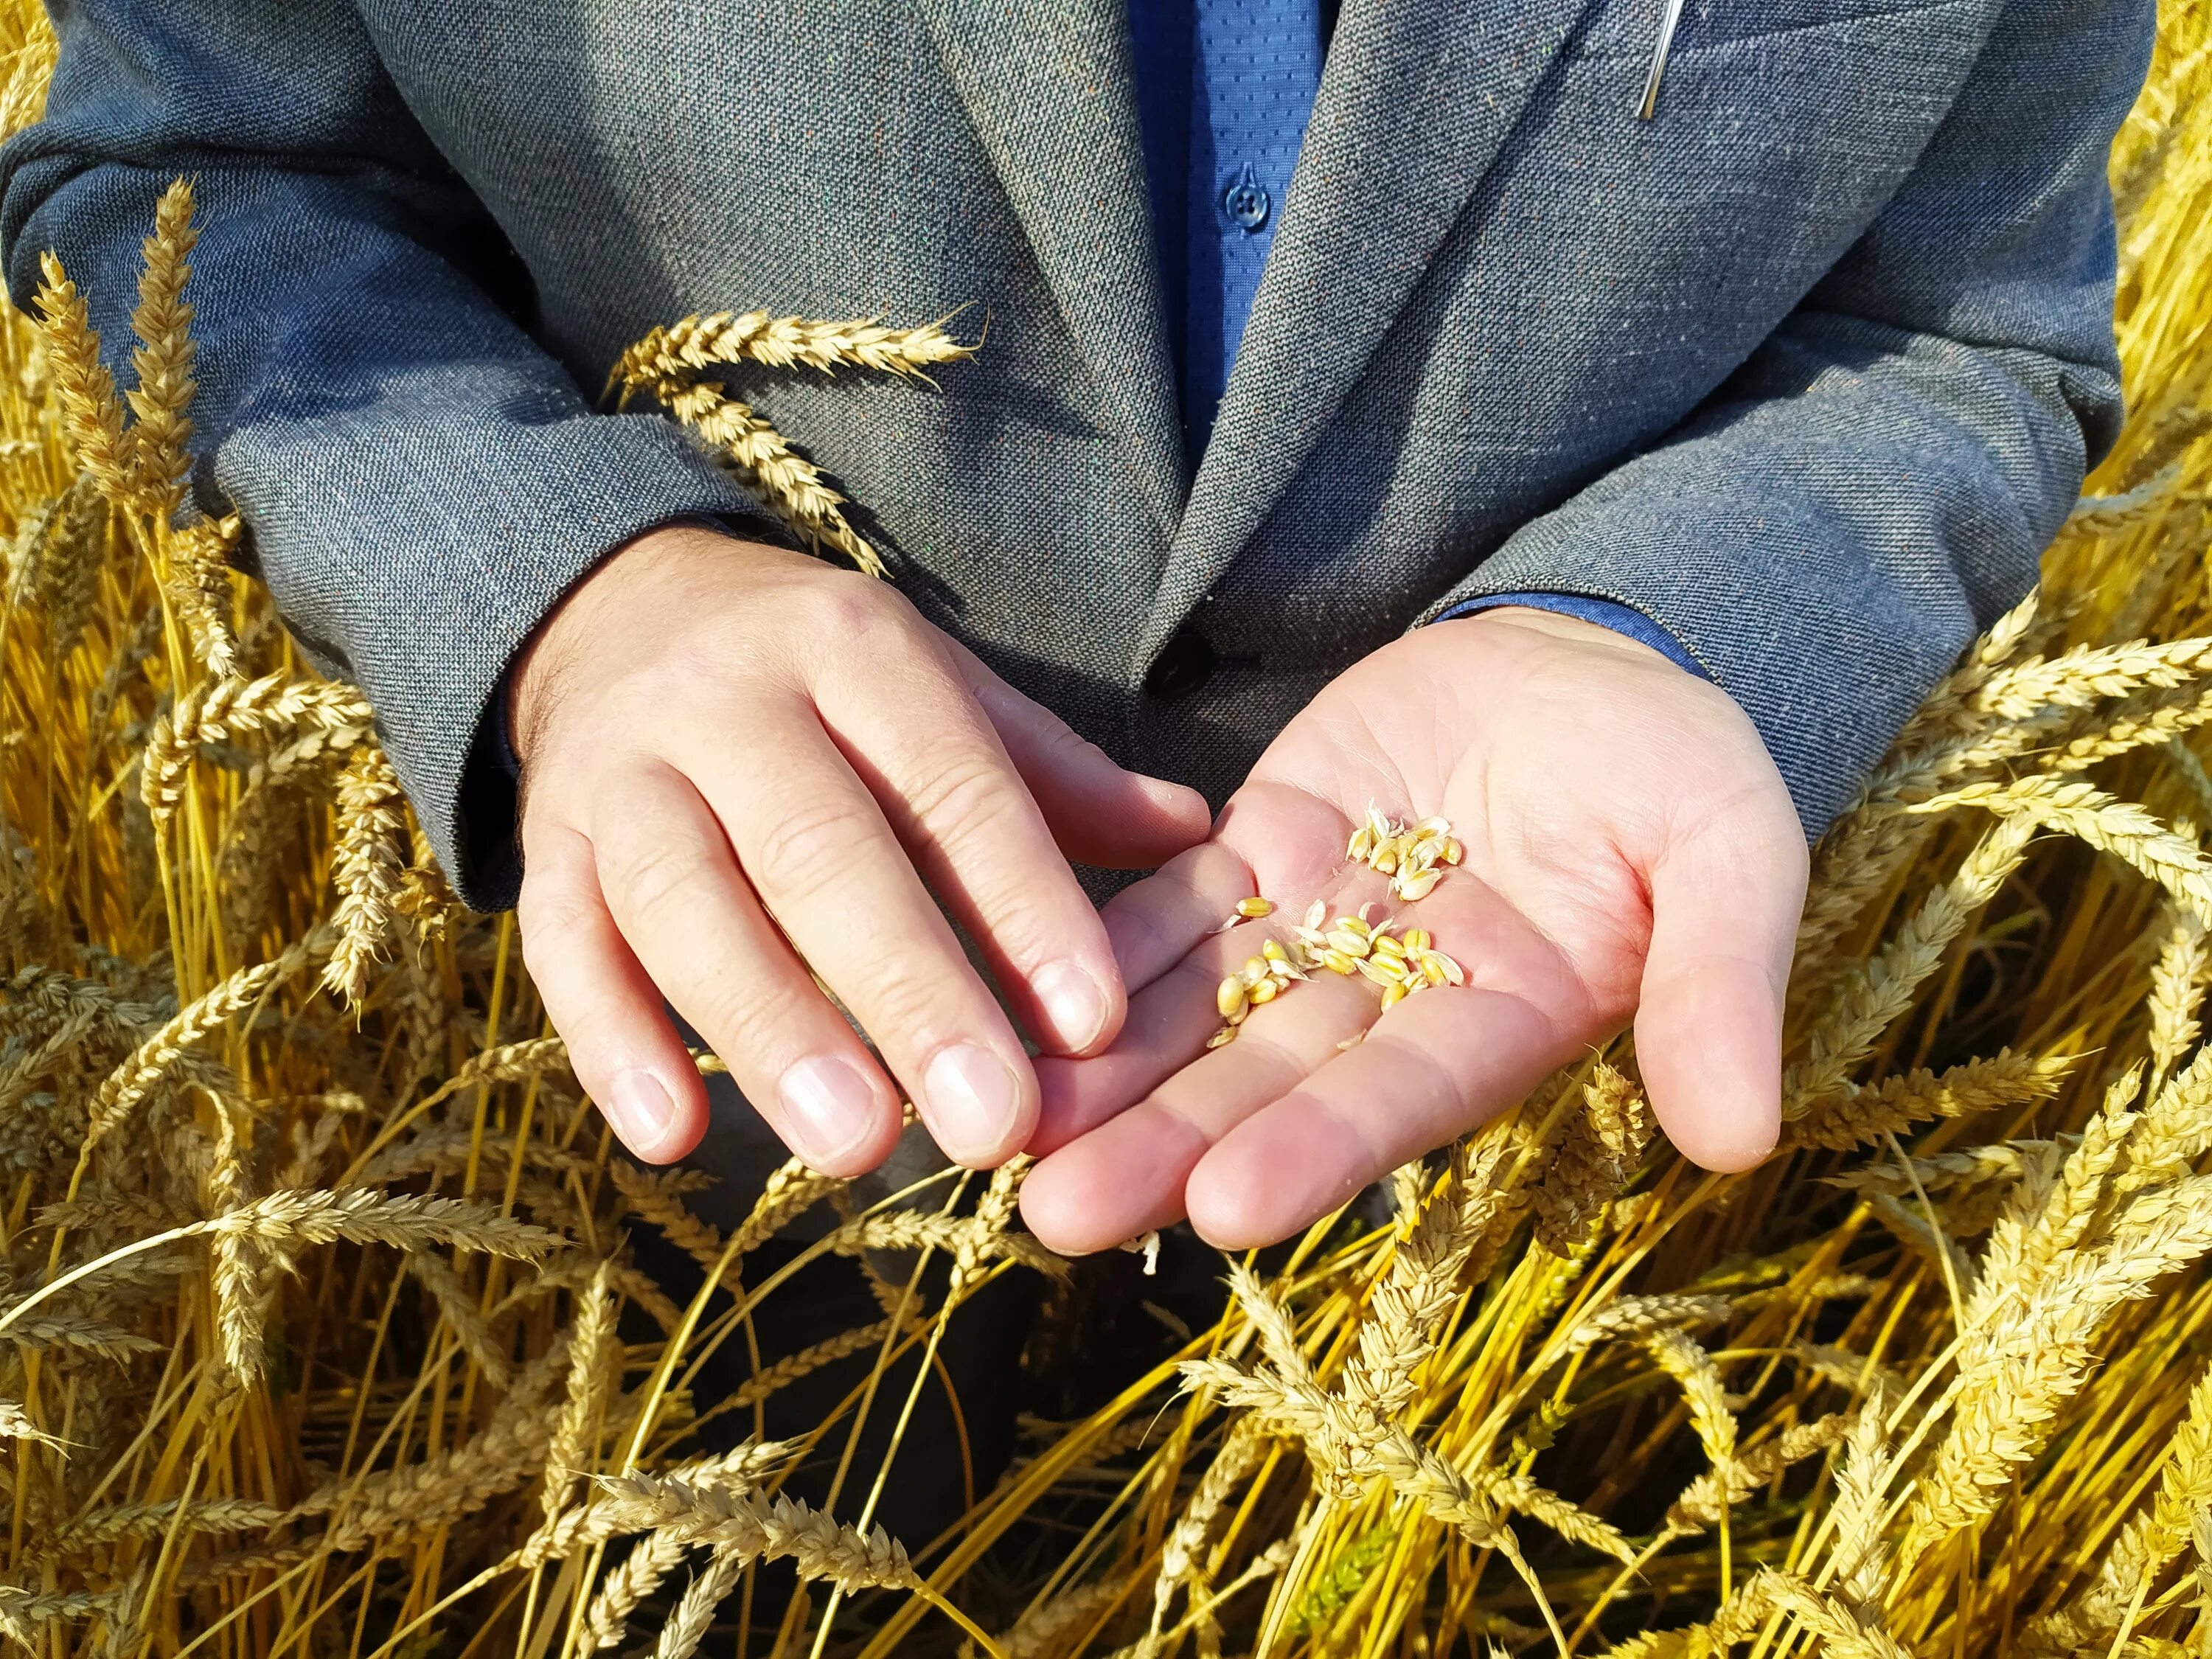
[1124,0,1705,673]
[1126,0,1326,455]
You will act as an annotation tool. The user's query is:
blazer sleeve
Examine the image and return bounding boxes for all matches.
[0,0,768,907]
[1424,0,2156,841]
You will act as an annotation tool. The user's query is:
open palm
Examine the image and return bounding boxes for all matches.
[1017,608,1809,1254]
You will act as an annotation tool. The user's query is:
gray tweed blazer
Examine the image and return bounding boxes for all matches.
[1,0,2152,908]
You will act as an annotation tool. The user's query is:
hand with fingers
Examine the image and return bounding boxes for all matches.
[509,522,1213,1175]
[1016,605,1810,1255]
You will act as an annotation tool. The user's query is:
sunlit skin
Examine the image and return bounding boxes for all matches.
[508,523,1211,1178]
[512,523,1806,1253]
[1018,605,1809,1254]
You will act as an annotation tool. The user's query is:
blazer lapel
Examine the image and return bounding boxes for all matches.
[1143,0,1608,661]
[911,0,1189,552]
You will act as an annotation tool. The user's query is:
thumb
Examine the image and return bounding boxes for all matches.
[946,640,1213,868]
[1632,787,1807,1172]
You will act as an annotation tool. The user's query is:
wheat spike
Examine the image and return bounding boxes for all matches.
[125,178,198,512]
[1791,1048,2079,1150]
[1532,1062,1652,1254]
[613,309,974,390]
[33,470,107,658]
[216,1187,563,1259]
[733,1318,901,1411]
[2122,1043,2212,1197]
[650,1545,745,1659]
[581,1530,693,1653]
[650,375,886,577]
[323,745,409,1004]
[1915,776,2212,924]
[86,927,333,1150]
[728,1155,847,1256]
[2034,1359,2212,1652]
[32,251,133,495]
[206,1096,264,1382]
[1972,633,2212,720]
[1787,816,2037,1115]
[1340,1138,1502,1433]
[1562,1292,1732,1354]
[1646,1329,1737,1469]
[607,1480,919,1592]
[0,1397,66,1447]
[142,672,374,822]
[405,1251,512,1388]
[1149,1417,1266,1636]
[538,1261,616,1531]
[162,512,242,676]
[611,1161,726,1272]
[1910,1182,2212,1547]
[1829,1377,1893,1616]
[1663,1411,1855,1537]
[0,13,56,141]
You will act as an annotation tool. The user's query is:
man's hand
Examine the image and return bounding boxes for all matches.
[1016,607,1808,1255]
[510,523,1211,1175]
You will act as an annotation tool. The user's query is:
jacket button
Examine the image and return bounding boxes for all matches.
[1145,627,1217,700]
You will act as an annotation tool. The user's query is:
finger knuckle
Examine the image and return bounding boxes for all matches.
[695,968,828,1066]
[796,568,914,644]
[605,838,721,923]
[747,795,882,897]
[854,957,969,1051]
[906,749,1024,851]
[516,883,599,956]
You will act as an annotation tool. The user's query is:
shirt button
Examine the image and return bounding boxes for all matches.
[1222,168,1270,233]
[1145,627,1218,700]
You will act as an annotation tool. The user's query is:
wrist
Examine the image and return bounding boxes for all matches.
[507,520,771,766]
[1437,602,1683,667]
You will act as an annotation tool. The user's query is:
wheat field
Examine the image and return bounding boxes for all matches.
[0,2,2209,1656]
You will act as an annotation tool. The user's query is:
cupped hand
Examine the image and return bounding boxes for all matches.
[510,523,1211,1175]
[1017,607,1808,1255]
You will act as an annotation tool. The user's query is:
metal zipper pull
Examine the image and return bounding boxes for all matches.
[1638,0,1688,117]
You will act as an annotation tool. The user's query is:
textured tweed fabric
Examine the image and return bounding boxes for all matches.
[0,0,2152,911]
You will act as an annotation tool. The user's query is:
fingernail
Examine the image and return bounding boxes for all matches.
[1032,959,1110,1051]
[603,1070,678,1160]
[925,1043,1023,1162]
[779,1054,881,1167]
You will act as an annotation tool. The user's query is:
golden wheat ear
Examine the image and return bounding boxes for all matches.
[608,304,979,577]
